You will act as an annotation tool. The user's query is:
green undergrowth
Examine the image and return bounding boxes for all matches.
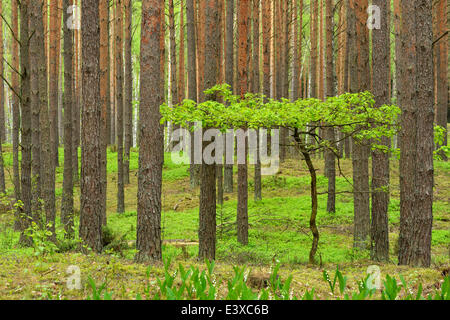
[0,146,448,299]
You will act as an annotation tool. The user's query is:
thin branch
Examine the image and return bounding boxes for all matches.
[0,74,22,102]
[0,13,21,46]
[3,57,21,78]
[433,30,448,46]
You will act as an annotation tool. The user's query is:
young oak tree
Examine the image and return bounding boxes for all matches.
[162,87,400,266]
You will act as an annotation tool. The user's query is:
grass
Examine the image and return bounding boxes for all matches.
[0,144,448,299]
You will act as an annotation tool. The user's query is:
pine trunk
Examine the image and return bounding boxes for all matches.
[79,0,103,253]
[371,0,390,261]
[237,0,250,246]
[116,0,125,214]
[324,0,336,214]
[99,0,110,225]
[19,0,33,246]
[12,0,21,231]
[135,0,164,262]
[186,0,200,188]
[223,0,234,193]
[198,0,220,260]
[124,0,133,184]
[62,0,74,236]
[398,0,434,267]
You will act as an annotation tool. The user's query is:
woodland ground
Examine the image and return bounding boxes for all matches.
[0,140,448,299]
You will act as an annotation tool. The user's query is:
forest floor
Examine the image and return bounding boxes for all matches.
[0,142,448,299]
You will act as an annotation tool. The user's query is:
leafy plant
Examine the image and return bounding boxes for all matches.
[86,276,113,300]
[24,221,58,256]
[323,266,347,296]
[381,274,402,300]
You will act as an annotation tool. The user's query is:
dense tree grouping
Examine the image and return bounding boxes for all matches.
[0,0,447,270]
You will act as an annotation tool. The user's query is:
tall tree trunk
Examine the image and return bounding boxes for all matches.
[193,0,206,186]
[393,0,401,151]
[110,3,117,145]
[168,0,178,150]
[186,0,200,188]
[350,0,370,249]
[262,0,271,100]
[19,0,33,246]
[318,0,324,100]
[49,0,61,167]
[124,0,133,184]
[198,0,219,261]
[73,14,80,183]
[216,0,224,206]
[253,0,261,202]
[434,0,448,160]
[135,0,164,262]
[398,0,434,267]
[292,0,299,102]
[62,0,74,237]
[11,0,21,231]
[237,0,249,246]
[116,0,125,214]
[99,0,110,225]
[30,0,42,224]
[336,0,345,157]
[36,0,55,241]
[178,0,186,104]
[278,0,288,161]
[223,0,234,193]
[324,0,336,214]
[197,0,206,102]
[106,1,112,146]
[0,0,6,194]
[0,0,5,144]
[371,0,390,262]
[310,0,318,99]
[343,0,351,158]
[79,0,103,253]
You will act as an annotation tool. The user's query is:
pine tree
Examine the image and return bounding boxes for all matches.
[135,0,165,262]
[79,0,103,253]
[398,0,434,267]
[371,0,390,261]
